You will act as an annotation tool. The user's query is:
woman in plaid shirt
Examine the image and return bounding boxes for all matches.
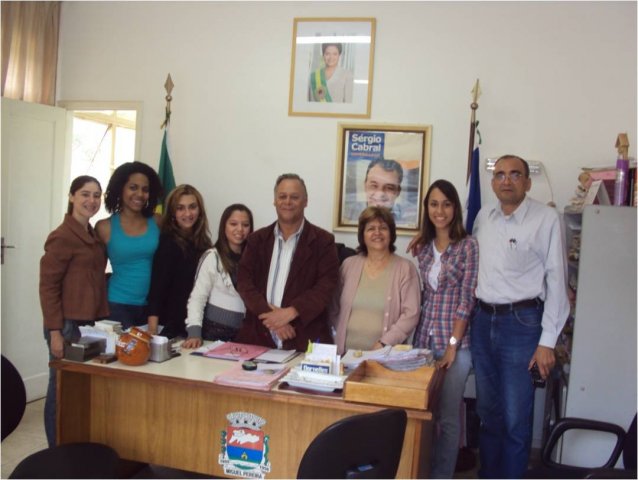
[413,179,479,478]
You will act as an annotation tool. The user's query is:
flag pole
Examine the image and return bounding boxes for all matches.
[466,79,481,182]
[156,74,177,213]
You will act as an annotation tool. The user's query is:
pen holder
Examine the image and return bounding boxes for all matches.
[116,327,152,366]
[150,336,172,362]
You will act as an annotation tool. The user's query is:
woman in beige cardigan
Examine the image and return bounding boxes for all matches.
[331,206,421,355]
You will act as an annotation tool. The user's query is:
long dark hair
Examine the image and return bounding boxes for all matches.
[417,179,467,247]
[215,204,254,275]
[161,184,212,255]
[103,161,162,217]
[67,175,101,214]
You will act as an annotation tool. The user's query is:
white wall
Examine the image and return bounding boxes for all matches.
[57,1,637,251]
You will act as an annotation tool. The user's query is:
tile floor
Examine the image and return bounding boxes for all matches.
[1,398,49,478]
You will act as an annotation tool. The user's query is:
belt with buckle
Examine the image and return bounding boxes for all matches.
[477,298,542,314]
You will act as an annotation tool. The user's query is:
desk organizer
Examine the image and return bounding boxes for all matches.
[344,360,441,410]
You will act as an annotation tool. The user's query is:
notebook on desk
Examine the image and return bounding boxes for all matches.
[203,341,269,361]
[254,349,299,364]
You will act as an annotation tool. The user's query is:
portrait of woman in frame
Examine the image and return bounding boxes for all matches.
[288,18,376,118]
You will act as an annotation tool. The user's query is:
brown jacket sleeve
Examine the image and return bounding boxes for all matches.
[40,230,73,330]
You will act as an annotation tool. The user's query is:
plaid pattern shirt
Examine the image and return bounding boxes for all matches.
[414,236,479,352]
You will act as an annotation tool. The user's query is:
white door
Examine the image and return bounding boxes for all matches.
[1,98,69,401]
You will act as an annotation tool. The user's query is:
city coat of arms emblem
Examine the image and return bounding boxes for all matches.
[219,411,271,478]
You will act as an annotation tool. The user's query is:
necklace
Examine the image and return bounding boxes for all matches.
[364,254,391,279]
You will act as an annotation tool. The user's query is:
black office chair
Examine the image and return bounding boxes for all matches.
[1,355,120,479]
[297,408,407,479]
[336,242,357,265]
[526,414,637,479]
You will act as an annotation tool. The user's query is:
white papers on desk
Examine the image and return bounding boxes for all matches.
[282,367,348,392]
[341,346,433,370]
[341,346,392,369]
[254,349,299,364]
[303,342,341,375]
[189,340,224,355]
[79,326,118,354]
[136,324,164,334]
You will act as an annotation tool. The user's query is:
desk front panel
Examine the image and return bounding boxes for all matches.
[56,360,431,478]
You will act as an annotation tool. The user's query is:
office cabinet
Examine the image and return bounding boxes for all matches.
[560,206,636,467]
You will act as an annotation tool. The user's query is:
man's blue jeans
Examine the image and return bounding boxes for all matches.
[470,303,543,479]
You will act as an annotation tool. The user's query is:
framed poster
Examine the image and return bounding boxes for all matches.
[288,17,376,118]
[334,123,432,234]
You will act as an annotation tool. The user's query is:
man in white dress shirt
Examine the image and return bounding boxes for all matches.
[471,154,569,479]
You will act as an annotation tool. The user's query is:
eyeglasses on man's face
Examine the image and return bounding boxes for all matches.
[493,171,525,183]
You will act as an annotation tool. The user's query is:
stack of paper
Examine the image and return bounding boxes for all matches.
[213,363,289,391]
[94,320,123,334]
[341,346,434,370]
[378,348,434,371]
[341,346,392,369]
[79,325,120,354]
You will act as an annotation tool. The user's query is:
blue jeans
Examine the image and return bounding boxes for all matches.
[470,303,543,479]
[44,320,86,447]
[108,301,146,330]
[430,346,473,479]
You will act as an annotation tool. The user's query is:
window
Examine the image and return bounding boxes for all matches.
[58,101,142,222]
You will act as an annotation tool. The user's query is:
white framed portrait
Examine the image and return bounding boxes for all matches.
[288,18,376,118]
[334,123,432,234]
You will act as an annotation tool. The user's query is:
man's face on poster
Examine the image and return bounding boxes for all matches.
[364,165,401,209]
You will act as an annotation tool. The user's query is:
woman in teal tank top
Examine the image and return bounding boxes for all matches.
[96,162,162,329]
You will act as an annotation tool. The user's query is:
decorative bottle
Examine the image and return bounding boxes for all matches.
[613,156,629,206]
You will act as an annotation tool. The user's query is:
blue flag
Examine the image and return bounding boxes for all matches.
[465,144,481,234]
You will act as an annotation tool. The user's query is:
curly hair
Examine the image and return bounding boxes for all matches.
[417,179,467,248]
[356,206,397,255]
[215,204,254,276]
[103,161,163,217]
[161,184,213,255]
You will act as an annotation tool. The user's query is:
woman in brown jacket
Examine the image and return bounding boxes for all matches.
[39,175,109,446]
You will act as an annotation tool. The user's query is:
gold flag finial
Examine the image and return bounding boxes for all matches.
[471,79,481,109]
[164,74,174,98]
[161,74,173,129]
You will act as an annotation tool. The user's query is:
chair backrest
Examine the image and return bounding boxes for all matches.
[622,414,637,470]
[336,243,357,265]
[297,408,407,479]
[1,355,27,441]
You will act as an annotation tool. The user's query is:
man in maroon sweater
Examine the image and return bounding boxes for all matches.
[235,173,339,351]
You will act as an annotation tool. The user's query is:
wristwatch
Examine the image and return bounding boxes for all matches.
[448,336,458,347]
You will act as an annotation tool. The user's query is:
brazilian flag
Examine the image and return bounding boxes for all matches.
[157,128,176,214]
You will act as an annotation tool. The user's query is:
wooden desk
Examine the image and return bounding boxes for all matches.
[53,352,438,478]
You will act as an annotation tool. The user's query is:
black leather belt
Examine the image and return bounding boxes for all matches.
[477,298,542,314]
